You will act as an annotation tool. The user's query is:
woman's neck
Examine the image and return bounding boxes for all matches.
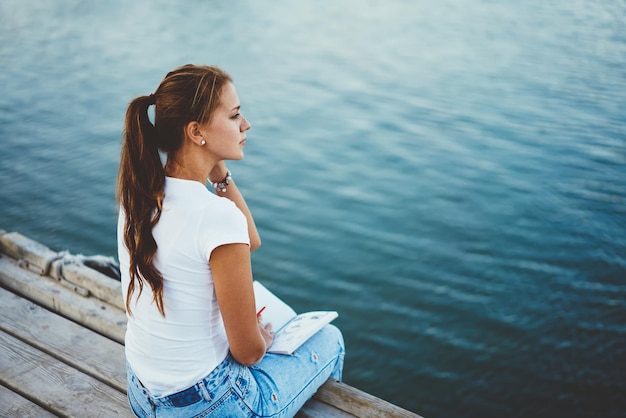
[164,158,212,184]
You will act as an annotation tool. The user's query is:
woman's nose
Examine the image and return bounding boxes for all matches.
[242,116,251,131]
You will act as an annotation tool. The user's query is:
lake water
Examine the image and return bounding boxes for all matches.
[1,1,625,416]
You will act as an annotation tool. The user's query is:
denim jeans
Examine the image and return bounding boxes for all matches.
[127,324,345,417]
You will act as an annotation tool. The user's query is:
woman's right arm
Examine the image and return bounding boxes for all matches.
[210,243,273,366]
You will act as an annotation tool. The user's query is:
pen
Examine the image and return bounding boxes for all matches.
[256,306,266,317]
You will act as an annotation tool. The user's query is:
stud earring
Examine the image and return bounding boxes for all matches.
[200,140,206,145]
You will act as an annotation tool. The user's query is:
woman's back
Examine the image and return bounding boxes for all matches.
[118,176,249,396]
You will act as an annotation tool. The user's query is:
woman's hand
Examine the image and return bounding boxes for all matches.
[258,317,274,351]
[209,161,262,252]
[209,161,229,183]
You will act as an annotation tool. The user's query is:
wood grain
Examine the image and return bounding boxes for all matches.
[0,254,126,343]
[0,330,132,417]
[0,385,57,418]
[0,231,123,309]
[313,379,422,418]
[0,286,126,392]
[296,397,357,417]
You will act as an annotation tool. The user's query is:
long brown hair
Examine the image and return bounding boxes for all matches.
[117,64,232,316]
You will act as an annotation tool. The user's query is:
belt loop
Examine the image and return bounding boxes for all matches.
[128,363,157,410]
[198,379,212,402]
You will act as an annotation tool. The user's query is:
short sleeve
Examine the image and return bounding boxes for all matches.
[197,197,250,261]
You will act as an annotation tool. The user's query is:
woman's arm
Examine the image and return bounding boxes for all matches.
[210,243,273,366]
[210,162,261,252]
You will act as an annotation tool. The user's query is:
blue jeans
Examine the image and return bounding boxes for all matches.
[127,325,345,417]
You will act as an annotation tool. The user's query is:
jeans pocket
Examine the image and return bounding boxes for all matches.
[229,363,259,411]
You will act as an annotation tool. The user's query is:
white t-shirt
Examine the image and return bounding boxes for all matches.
[117,177,250,396]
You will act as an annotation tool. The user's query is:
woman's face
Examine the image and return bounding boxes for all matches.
[201,82,251,161]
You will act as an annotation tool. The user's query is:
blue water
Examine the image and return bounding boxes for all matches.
[1,1,625,416]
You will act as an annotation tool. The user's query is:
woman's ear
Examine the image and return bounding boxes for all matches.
[184,121,204,146]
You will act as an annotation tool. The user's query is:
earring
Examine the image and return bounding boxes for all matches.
[200,140,206,145]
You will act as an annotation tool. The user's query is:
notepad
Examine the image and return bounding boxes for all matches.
[253,281,338,355]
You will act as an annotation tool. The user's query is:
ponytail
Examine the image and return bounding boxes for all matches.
[117,95,166,316]
[117,64,232,318]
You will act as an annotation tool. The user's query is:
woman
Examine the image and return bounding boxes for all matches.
[117,64,344,417]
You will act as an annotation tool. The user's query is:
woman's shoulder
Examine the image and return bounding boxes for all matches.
[163,177,244,219]
[202,195,245,221]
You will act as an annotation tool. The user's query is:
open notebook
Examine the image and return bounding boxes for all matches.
[253,281,338,355]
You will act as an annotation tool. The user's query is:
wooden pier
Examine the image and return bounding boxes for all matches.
[0,230,420,417]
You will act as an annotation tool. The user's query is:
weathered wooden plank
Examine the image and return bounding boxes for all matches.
[62,261,124,310]
[0,253,126,344]
[297,397,357,418]
[313,379,422,418]
[0,330,132,417]
[0,286,126,392]
[0,231,124,309]
[0,384,57,418]
[0,231,57,275]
